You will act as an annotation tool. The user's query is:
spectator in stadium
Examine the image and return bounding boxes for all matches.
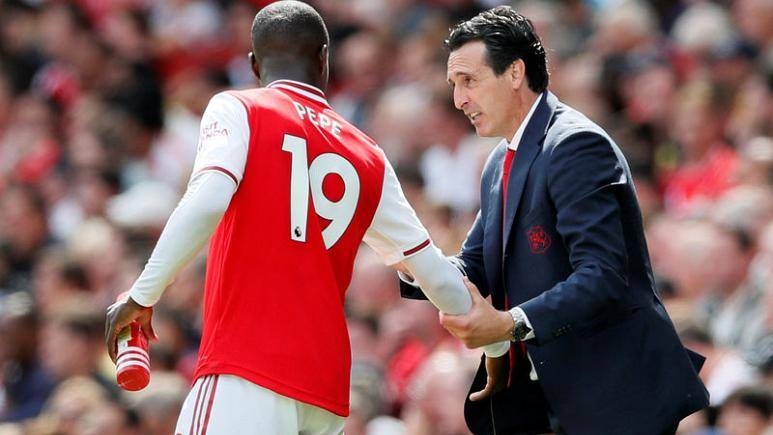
[123,371,189,435]
[0,292,55,422]
[662,79,740,216]
[25,376,121,435]
[0,184,50,294]
[401,349,475,435]
[105,2,506,434]
[717,386,772,435]
[41,297,118,398]
[401,6,708,434]
[419,94,493,215]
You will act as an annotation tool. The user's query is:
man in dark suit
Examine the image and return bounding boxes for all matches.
[401,6,709,435]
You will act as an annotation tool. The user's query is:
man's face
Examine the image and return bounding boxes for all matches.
[447,41,519,139]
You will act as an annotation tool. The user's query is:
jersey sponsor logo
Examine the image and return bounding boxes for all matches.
[201,121,229,140]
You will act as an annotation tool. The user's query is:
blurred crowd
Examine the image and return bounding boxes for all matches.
[0,0,771,434]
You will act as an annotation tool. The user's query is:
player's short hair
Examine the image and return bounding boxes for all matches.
[251,1,329,63]
[446,6,549,93]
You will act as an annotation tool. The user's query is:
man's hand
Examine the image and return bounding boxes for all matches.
[105,296,156,363]
[440,278,513,348]
[470,354,508,401]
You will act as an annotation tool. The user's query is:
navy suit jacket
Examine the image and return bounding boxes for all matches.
[402,92,708,435]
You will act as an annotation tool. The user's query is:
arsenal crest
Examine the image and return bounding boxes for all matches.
[527,225,551,254]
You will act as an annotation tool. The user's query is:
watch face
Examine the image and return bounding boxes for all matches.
[510,309,531,341]
[513,323,530,341]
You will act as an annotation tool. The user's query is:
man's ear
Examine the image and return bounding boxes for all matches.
[319,44,329,63]
[319,44,329,79]
[510,59,526,90]
[249,52,260,81]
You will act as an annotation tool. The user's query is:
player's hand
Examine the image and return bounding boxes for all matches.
[470,353,508,401]
[440,278,513,348]
[105,296,156,363]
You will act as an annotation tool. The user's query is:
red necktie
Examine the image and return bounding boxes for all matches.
[501,148,526,386]
[502,148,516,207]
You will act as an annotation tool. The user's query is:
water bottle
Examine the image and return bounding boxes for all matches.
[115,294,150,391]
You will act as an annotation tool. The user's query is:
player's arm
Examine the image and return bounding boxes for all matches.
[125,171,236,307]
[105,171,235,360]
[364,159,509,358]
[106,92,249,361]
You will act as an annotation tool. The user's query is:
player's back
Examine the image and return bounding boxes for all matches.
[196,80,385,417]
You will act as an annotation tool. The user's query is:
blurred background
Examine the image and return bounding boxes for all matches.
[0,0,771,434]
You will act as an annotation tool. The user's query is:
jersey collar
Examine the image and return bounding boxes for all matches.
[267,80,331,108]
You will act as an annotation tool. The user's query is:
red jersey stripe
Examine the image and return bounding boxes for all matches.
[188,376,208,435]
[403,239,431,257]
[199,166,239,186]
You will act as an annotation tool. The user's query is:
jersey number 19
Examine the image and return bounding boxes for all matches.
[282,134,360,249]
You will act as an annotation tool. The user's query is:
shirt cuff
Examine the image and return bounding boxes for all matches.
[128,287,156,308]
[483,341,510,358]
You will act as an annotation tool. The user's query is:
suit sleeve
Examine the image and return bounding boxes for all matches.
[519,131,629,345]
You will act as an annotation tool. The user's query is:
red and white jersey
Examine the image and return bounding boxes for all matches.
[191,80,430,417]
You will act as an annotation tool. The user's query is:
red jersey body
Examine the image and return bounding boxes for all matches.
[194,81,385,416]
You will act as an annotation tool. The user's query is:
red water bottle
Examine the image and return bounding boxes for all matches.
[115,293,150,391]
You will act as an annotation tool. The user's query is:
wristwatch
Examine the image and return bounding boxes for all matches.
[509,308,532,341]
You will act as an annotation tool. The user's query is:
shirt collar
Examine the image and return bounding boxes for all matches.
[507,92,543,151]
[266,79,330,107]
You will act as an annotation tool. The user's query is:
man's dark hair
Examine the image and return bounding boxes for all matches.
[251,1,329,75]
[446,6,549,93]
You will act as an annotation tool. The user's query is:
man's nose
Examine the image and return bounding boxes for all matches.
[453,86,468,110]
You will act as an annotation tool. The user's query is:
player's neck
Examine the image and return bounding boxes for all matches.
[261,64,326,92]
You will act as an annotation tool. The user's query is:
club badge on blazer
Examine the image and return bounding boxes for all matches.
[527,225,551,254]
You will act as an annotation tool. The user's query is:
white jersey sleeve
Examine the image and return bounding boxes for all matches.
[363,159,431,265]
[191,92,250,185]
[128,171,236,307]
[364,157,510,358]
[127,92,249,307]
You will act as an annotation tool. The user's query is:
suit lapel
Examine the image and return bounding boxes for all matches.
[503,92,557,251]
[483,144,507,295]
